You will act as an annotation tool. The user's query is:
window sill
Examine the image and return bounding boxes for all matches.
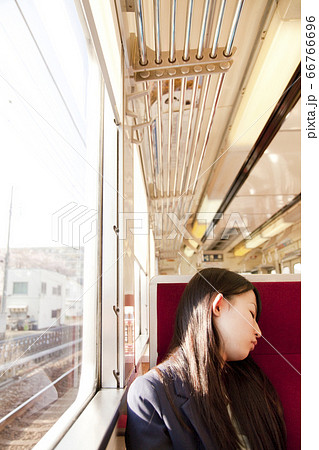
[54,388,125,450]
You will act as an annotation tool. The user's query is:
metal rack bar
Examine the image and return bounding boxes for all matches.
[136,137,151,199]
[130,99,151,198]
[166,196,176,243]
[153,0,161,63]
[173,78,186,196]
[197,0,212,59]
[183,0,194,61]
[205,0,216,49]
[167,78,174,196]
[191,73,225,194]
[176,194,193,250]
[164,197,169,244]
[179,76,199,194]
[169,0,177,62]
[210,0,226,58]
[224,0,244,56]
[157,80,164,196]
[184,75,212,193]
[144,82,157,197]
[135,0,148,65]
[174,196,184,250]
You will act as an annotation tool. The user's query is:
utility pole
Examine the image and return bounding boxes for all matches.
[1,187,13,318]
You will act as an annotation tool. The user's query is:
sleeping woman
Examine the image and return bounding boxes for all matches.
[125,268,286,449]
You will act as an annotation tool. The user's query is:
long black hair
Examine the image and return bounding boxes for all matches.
[159,268,286,450]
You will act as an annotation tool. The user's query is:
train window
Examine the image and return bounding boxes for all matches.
[0,0,102,446]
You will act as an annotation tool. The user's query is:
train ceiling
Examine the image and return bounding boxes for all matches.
[103,0,301,270]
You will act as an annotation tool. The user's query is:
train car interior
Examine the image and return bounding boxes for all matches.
[0,0,305,448]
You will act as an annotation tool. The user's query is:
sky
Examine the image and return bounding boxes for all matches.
[0,0,92,249]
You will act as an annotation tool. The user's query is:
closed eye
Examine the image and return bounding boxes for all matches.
[250,311,255,319]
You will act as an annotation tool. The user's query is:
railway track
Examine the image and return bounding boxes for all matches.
[0,326,82,383]
[0,344,82,449]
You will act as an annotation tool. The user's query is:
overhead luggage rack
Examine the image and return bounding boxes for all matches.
[121,0,246,256]
[132,46,235,82]
[116,0,284,264]
[133,0,243,69]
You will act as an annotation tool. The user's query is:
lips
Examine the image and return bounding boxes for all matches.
[251,341,257,349]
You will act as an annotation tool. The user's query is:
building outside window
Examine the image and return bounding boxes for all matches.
[52,286,62,295]
[13,281,28,295]
[41,282,47,295]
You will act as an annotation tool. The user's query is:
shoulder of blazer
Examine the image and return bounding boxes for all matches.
[146,362,219,449]
[128,363,219,449]
[146,360,192,400]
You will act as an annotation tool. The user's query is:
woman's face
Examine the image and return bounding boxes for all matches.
[212,290,262,361]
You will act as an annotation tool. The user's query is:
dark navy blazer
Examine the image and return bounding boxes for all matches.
[125,362,219,449]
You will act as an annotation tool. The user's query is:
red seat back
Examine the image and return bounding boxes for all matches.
[152,275,300,450]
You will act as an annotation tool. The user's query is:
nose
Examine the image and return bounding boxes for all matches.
[255,322,262,338]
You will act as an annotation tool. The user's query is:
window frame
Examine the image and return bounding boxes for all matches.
[35,5,105,448]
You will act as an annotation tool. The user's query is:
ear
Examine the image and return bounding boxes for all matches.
[212,293,223,317]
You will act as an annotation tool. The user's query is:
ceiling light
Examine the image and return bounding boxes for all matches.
[261,218,293,238]
[183,239,199,250]
[192,220,207,239]
[190,196,223,240]
[228,3,300,148]
[198,196,223,214]
[233,245,251,257]
[245,235,268,249]
[184,246,195,258]
[269,153,279,163]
